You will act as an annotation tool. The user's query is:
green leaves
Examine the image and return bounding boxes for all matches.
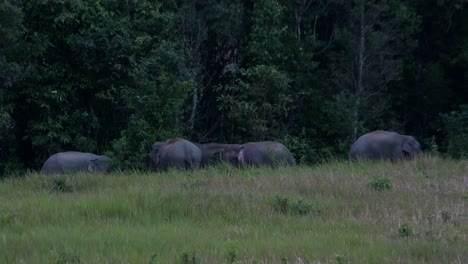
[0,0,467,174]
[441,105,468,158]
[249,0,287,65]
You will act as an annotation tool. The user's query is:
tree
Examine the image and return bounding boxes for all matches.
[0,0,27,174]
[326,0,420,143]
[217,0,293,142]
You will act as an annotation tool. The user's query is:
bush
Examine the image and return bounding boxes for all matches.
[51,177,74,192]
[56,252,81,264]
[272,194,290,214]
[180,250,199,264]
[398,223,411,238]
[290,198,314,216]
[223,240,240,264]
[440,105,468,158]
[272,194,320,216]
[368,176,392,192]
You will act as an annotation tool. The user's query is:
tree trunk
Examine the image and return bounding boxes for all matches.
[353,0,366,141]
[189,76,200,134]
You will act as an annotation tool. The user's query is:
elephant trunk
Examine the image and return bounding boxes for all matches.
[237,148,245,166]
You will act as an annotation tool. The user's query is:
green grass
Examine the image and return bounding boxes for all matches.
[0,155,467,263]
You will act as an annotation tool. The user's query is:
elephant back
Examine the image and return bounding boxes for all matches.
[41,151,107,174]
[157,138,202,170]
[349,130,422,161]
[255,141,296,166]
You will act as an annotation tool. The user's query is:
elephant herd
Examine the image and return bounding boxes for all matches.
[149,139,296,171]
[41,130,422,174]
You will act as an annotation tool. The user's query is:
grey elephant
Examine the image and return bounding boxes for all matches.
[41,151,111,174]
[148,138,202,171]
[222,141,296,168]
[148,141,164,171]
[349,130,422,161]
[195,143,242,167]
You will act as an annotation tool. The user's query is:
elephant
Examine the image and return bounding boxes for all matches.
[41,151,111,174]
[195,143,242,167]
[148,141,164,171]
[348,130,422,161]
[222,141,296,168]
[148,138,202,171]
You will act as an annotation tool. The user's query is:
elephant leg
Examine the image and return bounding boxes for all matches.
[237,149,245,166]
[184,159,193,170]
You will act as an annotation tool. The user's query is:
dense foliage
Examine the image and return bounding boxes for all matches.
[1,0,467,174]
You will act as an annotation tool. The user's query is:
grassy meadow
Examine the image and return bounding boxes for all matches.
[0,155,467,263]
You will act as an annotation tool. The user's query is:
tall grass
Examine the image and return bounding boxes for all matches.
[0,155,466,263]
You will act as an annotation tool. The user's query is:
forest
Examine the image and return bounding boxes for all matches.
[1,0,467,174]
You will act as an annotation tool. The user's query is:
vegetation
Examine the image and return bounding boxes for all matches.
[0,1,467,175]
[0,156,466,262]
[368,175,392,192]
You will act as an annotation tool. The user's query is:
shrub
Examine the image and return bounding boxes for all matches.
[272,194,290,214]
[335,254,346,264]
[368,176,392,192]
[440,105,468,158]
[223,240,240,264]
[180,250,199,264]
[0,211,16,226]
[148,253,158,264]
[290,198,316,216]
[56,252,81,264]
[440,210,451,223]
[398,223,411,238]
[51,177,74,192]
[272,194,320,216]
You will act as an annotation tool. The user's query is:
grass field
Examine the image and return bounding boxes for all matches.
[0,155,467,263]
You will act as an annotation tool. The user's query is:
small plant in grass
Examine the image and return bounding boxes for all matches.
[368,175,392,191]
[225,249,237,264]
[427,214,435,227]
[272,194,290,214]
[181,177,209,190]
[51,177,74,192]
[223,240,241,264]
[335,254,346,264]
[440,210,451,223]
[398,223,411,238]
[0,211,16,226]
[272,194,320,216]
[291,198,315,216]
[148,254,158,264]
[180,250,199,264]
[56,252,81,264]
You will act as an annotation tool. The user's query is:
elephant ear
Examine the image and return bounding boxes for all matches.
[402,140,416,158]
[212,148,224,164]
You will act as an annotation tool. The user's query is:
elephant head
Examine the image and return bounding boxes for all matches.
[87,156,111,172]
[148,141,164,171]
[195,143,235,167]
[219,144,243,166]
[402,135,422,159]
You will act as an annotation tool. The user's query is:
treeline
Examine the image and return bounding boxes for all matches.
[1,0,467,174]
